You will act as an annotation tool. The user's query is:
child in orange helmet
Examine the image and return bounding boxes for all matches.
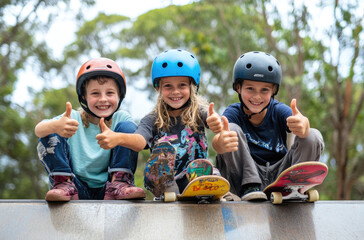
[35,58,145,201]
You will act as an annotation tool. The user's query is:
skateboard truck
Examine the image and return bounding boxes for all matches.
[269,186,320,204]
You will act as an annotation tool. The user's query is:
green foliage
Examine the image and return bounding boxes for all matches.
[0,0,95,199]
[33,85,79,120]
[1,0,364,200]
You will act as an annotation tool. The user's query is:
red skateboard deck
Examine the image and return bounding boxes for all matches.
[263,161,328,204]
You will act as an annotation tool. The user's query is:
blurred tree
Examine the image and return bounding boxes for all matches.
[312,0,364,199]
[1,0,363,200]
[0,0,95,198]
[64,0,364,200]
[253,0,364,200]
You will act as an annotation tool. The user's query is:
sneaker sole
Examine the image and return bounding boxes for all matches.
[241,191,268,201]
[45,193,78,202]
[114,191,146,200]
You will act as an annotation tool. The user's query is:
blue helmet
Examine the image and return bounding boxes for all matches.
[233,51,282,95]
[151,49,201,88]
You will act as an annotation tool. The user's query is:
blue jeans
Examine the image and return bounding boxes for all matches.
[37,121,138,200]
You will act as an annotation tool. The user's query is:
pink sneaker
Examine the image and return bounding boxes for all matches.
[104,172,146,200]
[45,176,79,201]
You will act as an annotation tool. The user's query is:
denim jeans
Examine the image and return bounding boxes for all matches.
[37,121,138,199]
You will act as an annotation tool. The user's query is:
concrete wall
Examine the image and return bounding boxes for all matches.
[0,200,363,240]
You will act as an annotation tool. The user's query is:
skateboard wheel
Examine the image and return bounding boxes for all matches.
[307,190,319,202]
[271,192,283,204]
[164,192,177,202]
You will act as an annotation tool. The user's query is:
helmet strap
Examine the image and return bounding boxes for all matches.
[78,96,120,121]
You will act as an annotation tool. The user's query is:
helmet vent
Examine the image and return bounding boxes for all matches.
[177,62,183,67]
[162,62,168,68]
[276,60,280,66]
[190,55,195,59]
[268,66,273,71]
[107,64,112,69]
[86,65,91,70]
[246,63,252,69]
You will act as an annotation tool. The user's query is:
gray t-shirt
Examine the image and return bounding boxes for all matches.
[136,110,208,176]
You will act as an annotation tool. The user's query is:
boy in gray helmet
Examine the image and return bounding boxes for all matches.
[212,51,324,201]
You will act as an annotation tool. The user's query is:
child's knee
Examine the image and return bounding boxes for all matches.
[308,128,324,149]
[37,134,63,160]
[297,128,324,153]
[228,122,241,132]
[114,121,137,134]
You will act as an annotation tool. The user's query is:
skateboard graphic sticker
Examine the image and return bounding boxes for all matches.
[175,175,230,203]
[186,159,213,182]
[144,142,178,197]
[263,161,328,204]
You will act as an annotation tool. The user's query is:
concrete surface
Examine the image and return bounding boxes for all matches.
[0,200,363,240]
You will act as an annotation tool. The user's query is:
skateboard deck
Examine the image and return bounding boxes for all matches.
[163,175,230,203]
[186,159,213,182]
[144,141,178,197]
[263,161,328,204]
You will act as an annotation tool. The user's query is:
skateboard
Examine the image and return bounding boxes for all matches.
[174,158,214,182]
[263,161,328,204]
[162,175,230,203]
[186,159,213,181]
[144,141,178,198]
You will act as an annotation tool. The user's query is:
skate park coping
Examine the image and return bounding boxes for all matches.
[1,200,363,240]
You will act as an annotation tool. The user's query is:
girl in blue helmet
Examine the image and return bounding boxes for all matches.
[212,51,325,201]
[102,49,223,198]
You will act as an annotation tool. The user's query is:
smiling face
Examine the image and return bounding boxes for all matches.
[84,77,120,119]
[237,80,275,115]
[157,76,191,115]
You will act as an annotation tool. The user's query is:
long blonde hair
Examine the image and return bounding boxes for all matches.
[79,76,118,128]
[153,83,208,132]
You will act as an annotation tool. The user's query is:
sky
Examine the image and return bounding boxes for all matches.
[12,0,193,120]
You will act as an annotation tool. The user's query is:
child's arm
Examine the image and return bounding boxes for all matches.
[34,102,79,138]
[96,118,146,152]
[206,102,223,133]
[286,99,310,138]
[212,116,238,154]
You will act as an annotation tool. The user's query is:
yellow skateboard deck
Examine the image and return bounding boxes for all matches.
[164,175,230,203]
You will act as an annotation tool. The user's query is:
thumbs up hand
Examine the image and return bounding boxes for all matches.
[206,102,223,133]
[57,102,79,138]
[96,118,118,149]
[213,116,238,154]
[286,99,310,138]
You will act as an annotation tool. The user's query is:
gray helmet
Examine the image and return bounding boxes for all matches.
[233,51,282,95]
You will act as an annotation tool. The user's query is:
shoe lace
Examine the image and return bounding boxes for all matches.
[53,177,77,194]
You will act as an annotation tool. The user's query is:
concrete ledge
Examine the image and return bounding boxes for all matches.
[0,200,363,240]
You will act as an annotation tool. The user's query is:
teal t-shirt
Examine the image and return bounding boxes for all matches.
[52,110,134,188]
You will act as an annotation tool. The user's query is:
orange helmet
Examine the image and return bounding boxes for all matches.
[76,58,126,119]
